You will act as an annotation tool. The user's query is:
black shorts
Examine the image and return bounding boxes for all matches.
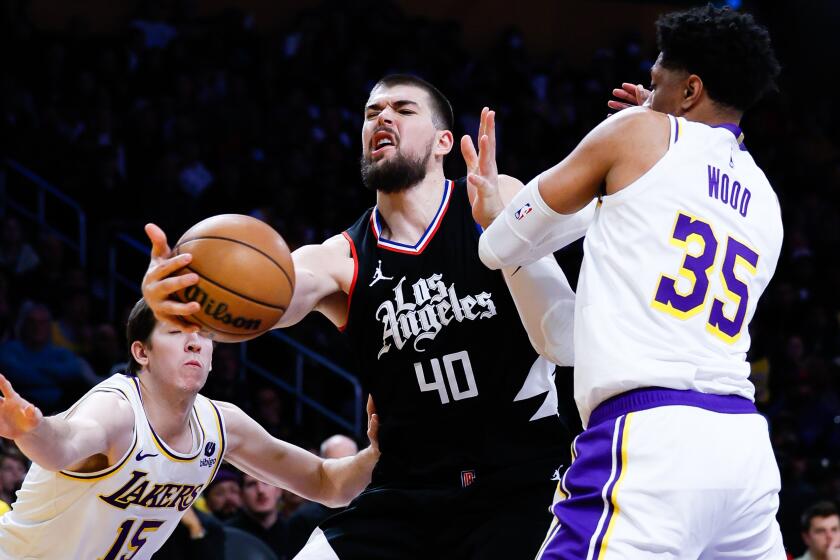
[317,459,560,560]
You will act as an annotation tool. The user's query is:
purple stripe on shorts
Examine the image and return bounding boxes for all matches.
[539,416,625,560]
[591,414,627,557]
[589,387,756,428]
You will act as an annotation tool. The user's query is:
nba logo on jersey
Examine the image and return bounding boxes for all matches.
[461,470,476,488]
[514,203,532,220]
[204,442,216,456]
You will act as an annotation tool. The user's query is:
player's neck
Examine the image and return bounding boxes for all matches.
[137,374,197,450]
[374,168,447,243]
[683,102,742,127]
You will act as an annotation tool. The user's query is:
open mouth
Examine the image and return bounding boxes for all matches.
[371,130,397,157]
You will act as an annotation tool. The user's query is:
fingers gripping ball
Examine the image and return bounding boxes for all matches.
[172,214,295,342]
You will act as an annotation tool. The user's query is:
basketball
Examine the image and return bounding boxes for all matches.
[171,214,295,342]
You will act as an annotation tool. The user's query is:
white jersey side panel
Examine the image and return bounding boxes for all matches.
[574,116,783,425]
[0,374,227,560]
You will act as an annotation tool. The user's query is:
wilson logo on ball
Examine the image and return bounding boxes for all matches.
[182,285,263,331]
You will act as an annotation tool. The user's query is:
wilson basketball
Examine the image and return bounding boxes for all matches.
[171,214,295,342]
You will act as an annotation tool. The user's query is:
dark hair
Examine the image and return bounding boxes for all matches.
[656,4,780,111]
[373,74,454,131]
[801,501,839,532]
[125,298,157,375]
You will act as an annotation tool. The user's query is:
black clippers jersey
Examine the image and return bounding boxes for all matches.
[342,179,567,484]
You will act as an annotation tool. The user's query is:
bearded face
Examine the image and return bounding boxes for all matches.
[360,135,433,193]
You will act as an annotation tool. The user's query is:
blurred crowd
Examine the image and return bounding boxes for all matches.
[2,0,840,557]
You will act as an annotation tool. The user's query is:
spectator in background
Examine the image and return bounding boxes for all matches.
[287,435,358,556]
[0,447,27,508]
[253,385,291,441]
[227,473,288,559]
[0,302,93,412]
[50,289,93,355]
[0,216,39,278]
[797,501,840,560]
[154,506,227,560]
[204,465,243,522]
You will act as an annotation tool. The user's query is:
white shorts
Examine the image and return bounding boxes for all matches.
[536,388,785,559]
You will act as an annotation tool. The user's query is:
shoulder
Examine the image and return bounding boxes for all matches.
[293,234,351,262]
[210,400,251,450]
[597,107,670,143]
[66,389,135,445]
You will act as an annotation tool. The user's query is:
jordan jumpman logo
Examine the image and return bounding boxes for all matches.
[369,260,394,286]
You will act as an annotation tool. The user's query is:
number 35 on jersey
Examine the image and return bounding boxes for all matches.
[652,211,760,344]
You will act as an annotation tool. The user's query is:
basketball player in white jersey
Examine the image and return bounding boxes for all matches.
[0,298,380,559]
[469,5,785,558]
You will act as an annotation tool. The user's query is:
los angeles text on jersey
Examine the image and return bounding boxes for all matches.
[99,470,203,511]
[376,273,496,358]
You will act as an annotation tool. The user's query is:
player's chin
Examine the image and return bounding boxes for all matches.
[178,367,209,392]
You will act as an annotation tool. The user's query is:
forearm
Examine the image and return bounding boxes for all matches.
[503,256,576,366]
[479,177,596,270]
[275,267,322,327]
[15,416,87,471]
[319,446,378,507]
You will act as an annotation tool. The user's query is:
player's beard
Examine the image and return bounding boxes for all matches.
[360,140,433,194]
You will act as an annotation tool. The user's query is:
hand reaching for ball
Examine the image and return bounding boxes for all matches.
[142,223,201,331]
[142,216,295,342]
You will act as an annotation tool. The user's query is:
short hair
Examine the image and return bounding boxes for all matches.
[801,501,839,532]
[656,4,780,111]
[373,74,454,131]
[125,298,157,375]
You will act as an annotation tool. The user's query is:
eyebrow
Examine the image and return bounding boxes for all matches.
[365,99,420,112]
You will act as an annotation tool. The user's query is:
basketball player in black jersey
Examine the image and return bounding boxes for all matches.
[142,75,578,559]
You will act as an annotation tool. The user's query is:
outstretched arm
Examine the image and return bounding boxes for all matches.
[141,225,353,332]
[219,396,379,508]
[477,108,669,270]
[0,374,134,472]
[462,109,578,365]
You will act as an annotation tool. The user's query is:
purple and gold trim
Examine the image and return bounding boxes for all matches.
[538,414,633,560]
[205,400,227,487]
[131,377,205,462]
[589,387,756,427]
[712,123,747,151]
[539,388,756,559]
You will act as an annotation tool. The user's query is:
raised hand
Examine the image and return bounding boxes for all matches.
[366,395,380,455]
[461,107,504,229]
[141,223,201,330]
[607,82,651,113]
[0,374,43,440]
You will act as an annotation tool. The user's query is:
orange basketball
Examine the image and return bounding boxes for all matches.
[171,214,295,342]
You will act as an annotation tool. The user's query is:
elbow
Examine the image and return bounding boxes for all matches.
[478,234,505,270]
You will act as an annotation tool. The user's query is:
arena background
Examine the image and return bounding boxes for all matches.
[1,0,839,556]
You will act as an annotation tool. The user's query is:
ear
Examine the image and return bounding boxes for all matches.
[131,341,150,370]
[680,74,704,112]
[435,129,454,158]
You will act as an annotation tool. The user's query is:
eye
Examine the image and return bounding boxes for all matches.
[399,109,415,115]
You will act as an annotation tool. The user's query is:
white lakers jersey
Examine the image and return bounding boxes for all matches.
[574,115,783,426]
[0,373,226,559]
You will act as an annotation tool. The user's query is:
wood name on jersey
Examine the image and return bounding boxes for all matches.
[99,470,204,511]
[376,273,496,359]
